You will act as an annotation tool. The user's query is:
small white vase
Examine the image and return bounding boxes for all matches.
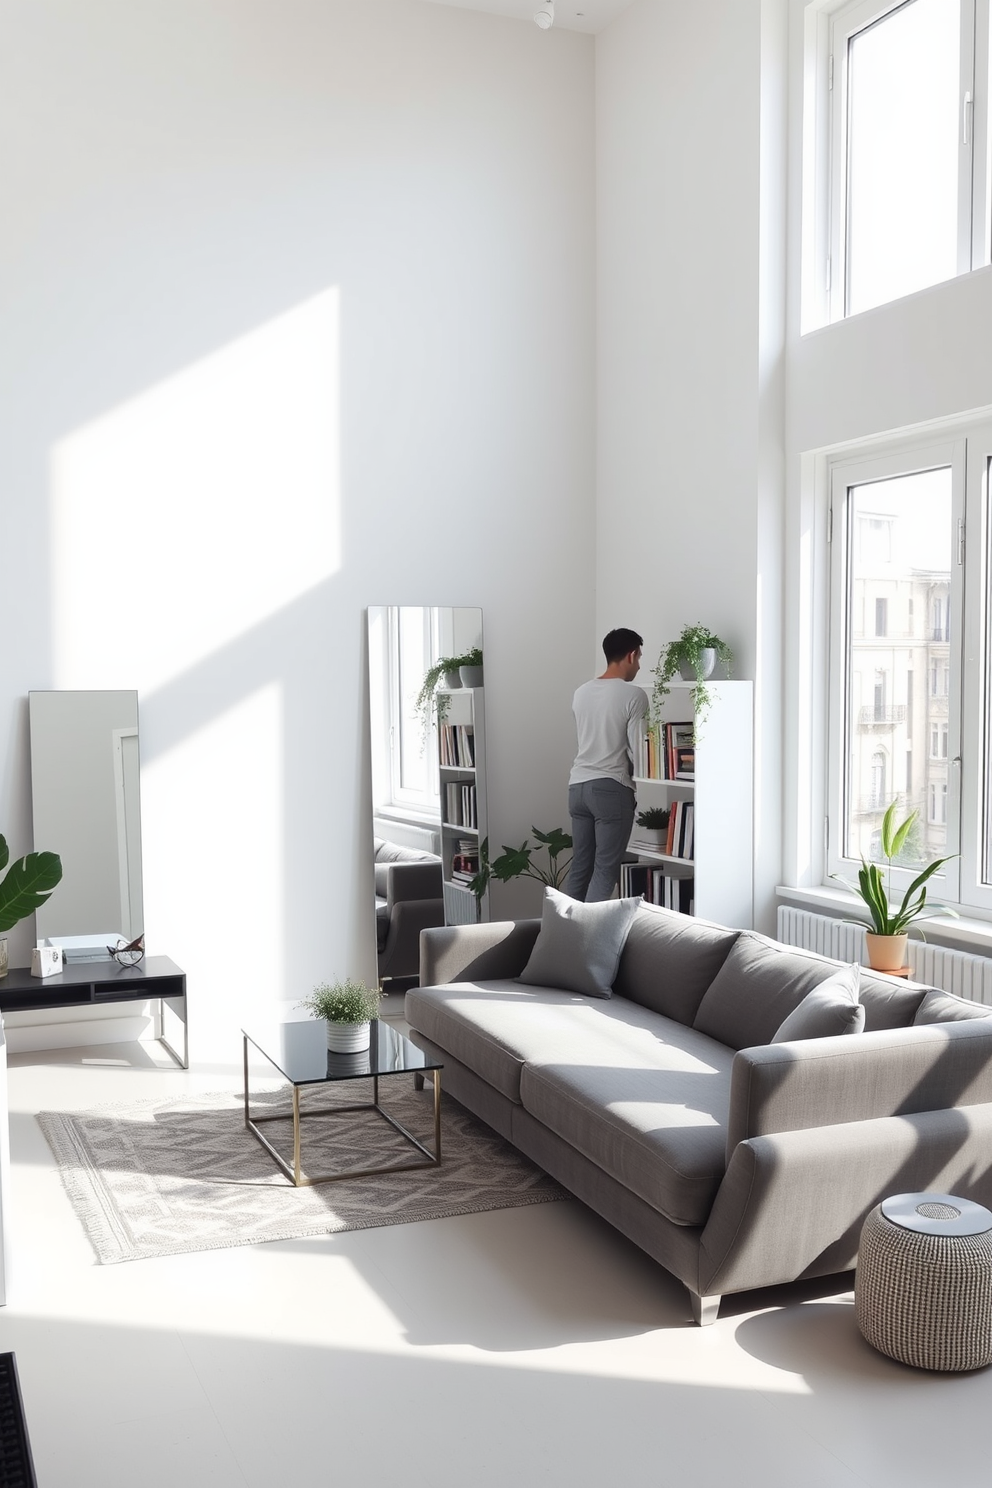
[326,1020,371,1053]
[459,665,484,688]
[865,932,909,974]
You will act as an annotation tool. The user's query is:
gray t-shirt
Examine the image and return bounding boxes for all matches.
[568,679,649,790]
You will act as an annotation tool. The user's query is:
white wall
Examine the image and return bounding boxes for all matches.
[0,0,596,1052]
[595,0,788,928]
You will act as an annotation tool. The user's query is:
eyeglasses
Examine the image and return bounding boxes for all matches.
[108,934,145,968]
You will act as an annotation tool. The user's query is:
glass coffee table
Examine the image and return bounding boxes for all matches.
[242,1018,442,1187]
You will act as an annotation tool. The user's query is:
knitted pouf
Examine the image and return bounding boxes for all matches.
[856,1192,992,1371]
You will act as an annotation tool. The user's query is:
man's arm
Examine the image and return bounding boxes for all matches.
[626,690,649,774]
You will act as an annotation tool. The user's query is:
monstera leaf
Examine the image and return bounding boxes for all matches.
[0,835,63,934]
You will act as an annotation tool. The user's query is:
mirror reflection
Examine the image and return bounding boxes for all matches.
[367,607,488,990]
[29,690,144,944]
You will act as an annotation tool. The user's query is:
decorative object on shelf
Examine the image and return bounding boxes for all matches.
[469,827,572,900]
[832,800,957,973]
[414,648,485,742]
[0,834,63,979]
[30,945,62,979]
[458,647,484,688]
[650,625,733,734]
[299,978,382,1052]
[633,805,671,849]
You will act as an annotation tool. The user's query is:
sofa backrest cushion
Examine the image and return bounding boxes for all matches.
[612,904,740,1024]
[693,932,852,1050]
[517,888,641,999]
[857,971,930,1030]
[771,964,865,1042]
[914,988,992,1024]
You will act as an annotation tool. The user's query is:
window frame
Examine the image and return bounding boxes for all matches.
[806,0,989,329]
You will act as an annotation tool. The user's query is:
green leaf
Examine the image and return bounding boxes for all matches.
[888,809,918,862]
[0,837,7,874]
[0,851,62,934]
[531,827,572,854]
[879,800,900,860]
[491,844,533,882]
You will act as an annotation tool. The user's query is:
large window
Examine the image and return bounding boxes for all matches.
[808,0,991,325]
[825,424,992,914]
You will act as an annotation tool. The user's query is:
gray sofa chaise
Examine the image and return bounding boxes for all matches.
[374,839,444,984]
[406,904,992,1324]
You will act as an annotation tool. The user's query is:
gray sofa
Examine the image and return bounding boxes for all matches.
[406,904,992,1324]
[374,839,444,984]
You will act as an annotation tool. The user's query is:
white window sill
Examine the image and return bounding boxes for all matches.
[776,884,992,957]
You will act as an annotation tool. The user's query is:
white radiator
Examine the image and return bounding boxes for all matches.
[776,906,992,1007]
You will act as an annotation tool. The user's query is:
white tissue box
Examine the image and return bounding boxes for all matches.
[31,946,63,979]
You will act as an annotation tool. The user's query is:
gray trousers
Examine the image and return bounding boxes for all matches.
[565,778,635,902]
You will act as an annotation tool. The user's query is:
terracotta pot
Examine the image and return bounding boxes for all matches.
[865,932,909,974]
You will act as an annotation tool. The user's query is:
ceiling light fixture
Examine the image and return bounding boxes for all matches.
[534,0,554,29]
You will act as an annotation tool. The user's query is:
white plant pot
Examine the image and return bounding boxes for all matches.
[634,827,667,848]
[443,669,462,690]
[679,648,716,682]
[326,1020,371,1053]
[459,665,484,688]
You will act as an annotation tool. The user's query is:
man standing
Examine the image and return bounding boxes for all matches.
[565,628,648,902]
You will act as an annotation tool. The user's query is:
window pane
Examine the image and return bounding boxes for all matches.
[847,0,961,315]
[397,607,431,796]
[844,467,952,866]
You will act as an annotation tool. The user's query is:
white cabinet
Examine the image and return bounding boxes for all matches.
[626,681,753,928]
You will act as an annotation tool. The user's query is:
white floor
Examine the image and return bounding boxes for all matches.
[2,1039,990,1488]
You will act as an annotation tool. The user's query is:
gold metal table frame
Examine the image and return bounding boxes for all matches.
[242,1031,442,1187]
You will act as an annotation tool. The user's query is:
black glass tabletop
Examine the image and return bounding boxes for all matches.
[241,1018,442,1086]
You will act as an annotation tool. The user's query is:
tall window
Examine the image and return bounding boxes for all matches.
[811,0,991,326]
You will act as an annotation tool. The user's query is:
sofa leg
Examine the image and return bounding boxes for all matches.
[688,1290,721,1327]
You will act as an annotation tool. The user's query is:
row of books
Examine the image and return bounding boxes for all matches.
[440,724,475,768]
[620,862,694,914]
[450,838,480,885]
[636,721,695,781]
[444,783,478,829]
[665,800,694,859]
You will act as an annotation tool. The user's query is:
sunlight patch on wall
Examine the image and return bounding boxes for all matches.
[50,289,341,690]
[140,682,285,1011]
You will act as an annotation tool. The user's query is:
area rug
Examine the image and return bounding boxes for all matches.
[37,1082,564,1265]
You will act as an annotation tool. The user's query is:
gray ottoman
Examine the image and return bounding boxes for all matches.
[856,1192,992,1371]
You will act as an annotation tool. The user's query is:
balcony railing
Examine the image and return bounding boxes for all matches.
[858,705,907,728]
[854,795,892,815]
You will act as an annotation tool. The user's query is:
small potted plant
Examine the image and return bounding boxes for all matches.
[414,648,484,742]
[633,805,671,849]
[457,646,484,688]
[0,834,63,978]
[299,978,382,1052]
[469,827,572,900]
[651,624,733,733]
[832,801,957,973]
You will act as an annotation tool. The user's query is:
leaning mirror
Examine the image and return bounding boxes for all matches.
[367,607,488,992]
[28,690,144,945]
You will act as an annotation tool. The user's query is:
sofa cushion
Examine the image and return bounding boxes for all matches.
[517,888,640,999]
[771,964,864,1042]
[914,988,992,1024]
[612,903,740,1025]
[693,932,851,1050]
[519,1016,735,1227]
[857,971,930,1030]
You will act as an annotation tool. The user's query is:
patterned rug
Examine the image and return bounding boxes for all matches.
[37,1081,564,1264]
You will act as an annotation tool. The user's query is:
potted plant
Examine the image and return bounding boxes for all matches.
[299,978,382,1052]
[469,827,572,900]
[832,801,957,973]
[414,648,484,742]
[633,805,671,849]
[651,625,733,733]
[0,834,63,978]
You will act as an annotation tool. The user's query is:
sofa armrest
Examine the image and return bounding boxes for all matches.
[419,919,541,987]
[386,860,443,908]
[726,1019,992,1160]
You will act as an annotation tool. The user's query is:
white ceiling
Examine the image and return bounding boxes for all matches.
[421,0,636,36]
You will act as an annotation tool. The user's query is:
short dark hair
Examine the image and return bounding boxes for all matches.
[602,627,643,663]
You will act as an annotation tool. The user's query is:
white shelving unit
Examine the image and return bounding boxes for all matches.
[437,687,489,926]
[629,680,753,928]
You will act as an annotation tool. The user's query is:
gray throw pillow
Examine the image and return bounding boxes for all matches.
[517,887,641,999]
[693,932,849,1049]
[913,988,992,1024]
[771,964,864,1043]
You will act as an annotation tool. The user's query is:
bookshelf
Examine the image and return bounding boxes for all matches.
[437,687,489,926]
[624,680,753,927]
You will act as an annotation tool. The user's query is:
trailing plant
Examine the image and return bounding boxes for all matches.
[469,827,572,899]
[635,806,671,830]
[832,801,957,937]
[299,978,382,1025]
[650,624,733,734]
[414,648,484,743]
[0,834,62,933]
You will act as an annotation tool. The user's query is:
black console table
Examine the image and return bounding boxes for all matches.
[0,956,187,1068]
